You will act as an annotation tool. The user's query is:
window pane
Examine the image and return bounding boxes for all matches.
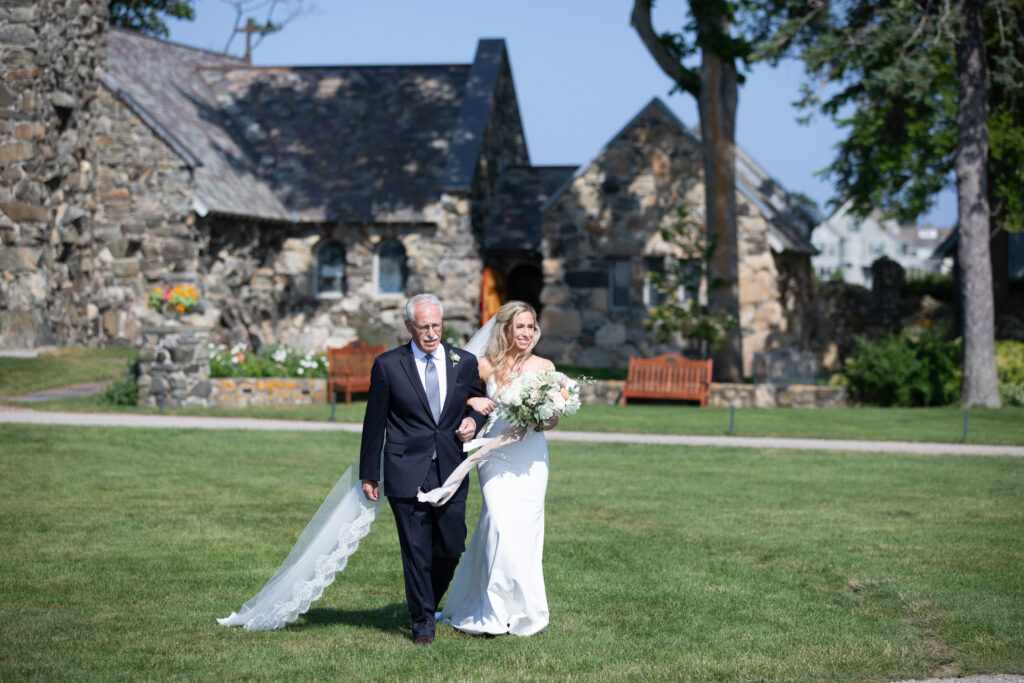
[317,242,345,295]
[376,241,407,294]
[610,258,631,309]
[644,257,665,307]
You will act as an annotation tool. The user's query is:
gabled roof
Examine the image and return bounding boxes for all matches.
[104,30,513,223]
[484,165,577,251]
[105,28,292,221]
[542,98,819,255]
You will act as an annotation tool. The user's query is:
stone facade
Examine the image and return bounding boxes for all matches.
[209,377,326,408]
[0,0,108,348]
[577,379,849,407]
[136,324,211,408]
[707,382,850,409]
[537,100,818,375]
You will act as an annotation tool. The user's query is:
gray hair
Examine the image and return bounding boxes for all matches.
[405,293,443,322]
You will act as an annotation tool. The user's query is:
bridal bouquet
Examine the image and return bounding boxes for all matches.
[495,369,584,431]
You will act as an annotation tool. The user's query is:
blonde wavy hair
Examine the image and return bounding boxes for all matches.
[486,300,541,382]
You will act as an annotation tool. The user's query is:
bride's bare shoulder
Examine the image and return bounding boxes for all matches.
[523,355,555,372]
[477,356,493,380]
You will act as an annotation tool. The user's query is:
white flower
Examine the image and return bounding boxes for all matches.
[449,350,460,365]
[272,348,288,363]
[297,367,304,375]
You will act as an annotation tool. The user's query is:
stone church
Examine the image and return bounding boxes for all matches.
[1,2,818,375]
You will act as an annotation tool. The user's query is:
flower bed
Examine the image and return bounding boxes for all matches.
[209,343,327,379]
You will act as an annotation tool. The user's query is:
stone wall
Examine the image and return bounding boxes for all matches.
[197,203,483,354]
[578,379,850,407]
[536,101,814,375]
[89,83,199,341]
[707,382,850,408]
[136,324,211,408]
[0,0,108,348]
[209,377,326,408]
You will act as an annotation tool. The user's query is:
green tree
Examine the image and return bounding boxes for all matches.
[645,205,739,357]
[754,0,1021,407]
[108,0,195,37]
[631,0,754,381]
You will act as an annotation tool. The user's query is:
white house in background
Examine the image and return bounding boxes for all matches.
[811,201,951,287]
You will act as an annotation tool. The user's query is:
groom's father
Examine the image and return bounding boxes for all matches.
[359,293,486,645]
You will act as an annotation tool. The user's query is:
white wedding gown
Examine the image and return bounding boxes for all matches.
[438,376,550,636]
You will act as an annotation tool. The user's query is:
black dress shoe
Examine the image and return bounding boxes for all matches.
[413,635,434,645]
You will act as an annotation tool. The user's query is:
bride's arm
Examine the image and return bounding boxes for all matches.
[466,357,495,415]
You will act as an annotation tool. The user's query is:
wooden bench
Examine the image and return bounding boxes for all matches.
[327,340,386,420]
[620,354,713,406]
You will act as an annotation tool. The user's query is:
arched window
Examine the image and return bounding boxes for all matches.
[315,240,345,298]
[374,240,407,295]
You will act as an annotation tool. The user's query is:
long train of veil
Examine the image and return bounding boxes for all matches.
[217,317,496,630]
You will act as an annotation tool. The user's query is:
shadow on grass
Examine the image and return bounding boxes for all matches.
[298,602,409,636]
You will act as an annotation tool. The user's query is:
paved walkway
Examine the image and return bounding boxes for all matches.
[1,404,1022,457]
[6,382,107,403]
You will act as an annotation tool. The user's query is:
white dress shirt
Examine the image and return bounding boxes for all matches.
[410,341,448,412]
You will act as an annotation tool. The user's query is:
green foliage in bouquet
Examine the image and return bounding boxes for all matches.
[843,330,961,406]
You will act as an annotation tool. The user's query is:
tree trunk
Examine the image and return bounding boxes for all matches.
[955,0,1001,407]
[700,45,742,382]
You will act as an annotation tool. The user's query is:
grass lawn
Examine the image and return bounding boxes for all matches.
[1,425,1021,680]
[0,346,137,399]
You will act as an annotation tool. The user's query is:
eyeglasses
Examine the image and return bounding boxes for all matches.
[412,323,442,332]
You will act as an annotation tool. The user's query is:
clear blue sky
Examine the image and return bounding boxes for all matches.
[166,0,956,227]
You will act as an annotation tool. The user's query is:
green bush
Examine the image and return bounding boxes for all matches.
[995,340,1024,406]
[101,361,139,406]
[208,344,327,379]
[901,272,954,300]
[843,331,961,406]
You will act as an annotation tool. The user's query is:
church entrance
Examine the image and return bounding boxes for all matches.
[479,261,543,323]
[507,263,543,315]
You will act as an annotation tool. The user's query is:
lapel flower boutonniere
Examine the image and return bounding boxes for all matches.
[448,349,460,366]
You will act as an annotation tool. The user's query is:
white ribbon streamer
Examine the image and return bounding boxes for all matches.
[416,425,527,506]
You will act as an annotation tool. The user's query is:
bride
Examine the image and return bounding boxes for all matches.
[439,300,554,636]
[217,300,556,636]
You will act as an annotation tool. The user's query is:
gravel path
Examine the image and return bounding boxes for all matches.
[1,405,1022,457]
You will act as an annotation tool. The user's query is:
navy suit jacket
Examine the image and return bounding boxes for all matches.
[358,343,486,500]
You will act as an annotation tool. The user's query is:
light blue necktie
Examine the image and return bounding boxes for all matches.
[424,353,441,422]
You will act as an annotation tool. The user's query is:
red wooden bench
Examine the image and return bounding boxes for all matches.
[620,354,713,406]
[327,340,386,419]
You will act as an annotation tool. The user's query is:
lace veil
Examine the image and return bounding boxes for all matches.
[217,317,496,630]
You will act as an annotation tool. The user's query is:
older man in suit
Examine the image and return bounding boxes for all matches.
[359,293,486,645]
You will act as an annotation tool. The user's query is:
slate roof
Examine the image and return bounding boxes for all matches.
[542,98,819,255]
[483,165,577,251]
[105,28,291,220]
[104,30,511,223]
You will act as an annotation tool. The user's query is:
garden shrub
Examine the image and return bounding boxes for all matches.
[995,340,1024,406]
[843,331,961,406]
[101,360,139,406]
[209,344,327,379]
[900,272,954,301]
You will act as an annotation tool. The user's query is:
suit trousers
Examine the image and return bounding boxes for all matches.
[387,459,467,639]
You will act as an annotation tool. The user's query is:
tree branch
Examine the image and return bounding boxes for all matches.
[631,0,701,97]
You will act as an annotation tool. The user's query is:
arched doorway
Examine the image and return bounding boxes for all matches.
[507,263,543,315]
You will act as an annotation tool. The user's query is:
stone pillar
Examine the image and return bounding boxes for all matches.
[137,324,212,408]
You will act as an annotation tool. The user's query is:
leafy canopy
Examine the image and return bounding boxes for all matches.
[108,0,196,38]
